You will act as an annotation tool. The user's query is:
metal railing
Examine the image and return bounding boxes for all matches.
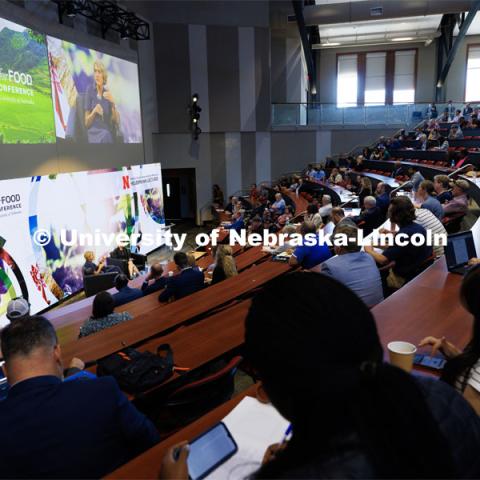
[272,102,479,129]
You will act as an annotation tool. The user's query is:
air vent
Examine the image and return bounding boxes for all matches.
[370,6,383,16]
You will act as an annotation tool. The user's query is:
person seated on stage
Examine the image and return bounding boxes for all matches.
[110,243,141,279]
[112,274,142,307]
[82,251,120,276]
[448,124,464,140]
[211,245,238,285]
[420,265,480,415]
[0,316,158,479]
[406,166,425,192]
[434,174,453,204]
[328,168,343,185]
[317,224,383,307]
[318,194,333,219]
[353,196,384,236]
[364,196,432,289]
[224,210,245,233]
[158,272,480,480]
[375,182,390,215]
[416,180,444,220]
[303,203,323,230]
[271,193,286,215]
[79,291,132,338]
[289,222,331,269]
[141,263,167,296]
[6,297,30,323]
[443,179,469,216]
[414,208,447,258]
[159,252,204,303]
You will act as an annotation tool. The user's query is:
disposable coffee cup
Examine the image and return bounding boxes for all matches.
[168,271,174,277]
[388,341,417,372]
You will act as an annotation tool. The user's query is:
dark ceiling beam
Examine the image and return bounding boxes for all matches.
[436,0,480,100]
[292,0,317,99]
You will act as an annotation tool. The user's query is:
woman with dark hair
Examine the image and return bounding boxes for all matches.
[303,203,322,229]
[420,265,480,414]
[358,177,373,208]
[79,290,132,338]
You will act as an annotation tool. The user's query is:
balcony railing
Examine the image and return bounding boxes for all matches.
[272,102,476,128]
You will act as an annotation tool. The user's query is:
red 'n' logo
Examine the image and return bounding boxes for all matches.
[122,176,130,189]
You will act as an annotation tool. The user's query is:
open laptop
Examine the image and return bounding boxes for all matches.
[445,231,477,275]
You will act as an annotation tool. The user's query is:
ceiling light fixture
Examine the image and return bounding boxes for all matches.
[391,37,414,42]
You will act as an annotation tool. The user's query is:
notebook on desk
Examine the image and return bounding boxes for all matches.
[445,231,477,275]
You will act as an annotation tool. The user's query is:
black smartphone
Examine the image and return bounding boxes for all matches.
[414,354,446,371]
[187,422,238,480]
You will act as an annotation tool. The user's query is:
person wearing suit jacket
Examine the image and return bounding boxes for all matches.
[354,196,384,236]
[141,263,167,296]
[112,274,143,307]
[159,252,204,302]
[0,316,159,479]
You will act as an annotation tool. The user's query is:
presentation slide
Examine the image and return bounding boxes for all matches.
[0,18,55,144]
[47,36,143,144]
[0,163,164,326]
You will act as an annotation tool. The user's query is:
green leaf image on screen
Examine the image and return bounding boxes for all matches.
[0,23,55,144]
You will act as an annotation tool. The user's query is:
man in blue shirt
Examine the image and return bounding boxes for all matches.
[312,168,326,182]
[112,273,143,307]
[159,252,204,302]
[416,180,444,220]
[365,196,432,289]
[320,224,383,307]
[0,316,159,478]
[289,222,332,269]
[407,167,425,192]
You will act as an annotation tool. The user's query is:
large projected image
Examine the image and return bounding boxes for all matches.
[0,19,55,144]
[47,36,143,144]
[0,164,164,326]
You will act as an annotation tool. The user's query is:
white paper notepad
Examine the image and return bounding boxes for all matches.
[205,396,289,480]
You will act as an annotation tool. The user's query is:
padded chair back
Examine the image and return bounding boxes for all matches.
[83,272,117,297]
[107,257,129,275]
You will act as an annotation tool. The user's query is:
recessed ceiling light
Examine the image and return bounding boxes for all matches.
[323,42,341,46]
[391,37,414,41]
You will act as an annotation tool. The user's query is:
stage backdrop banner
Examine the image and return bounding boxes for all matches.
[0,163,164,326]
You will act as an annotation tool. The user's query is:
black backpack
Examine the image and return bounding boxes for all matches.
[96,344,174,394]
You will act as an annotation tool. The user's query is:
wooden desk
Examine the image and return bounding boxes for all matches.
[373,257,471,351]
[61,260,291,365]
[105,384,258,479]
[235,247,269,272]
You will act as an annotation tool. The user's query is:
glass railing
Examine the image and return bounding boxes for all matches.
[272,102,477,128]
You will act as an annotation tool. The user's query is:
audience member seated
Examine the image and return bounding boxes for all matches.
[435,136,449,151]
[375,182,390,215]
[451,110,462,123]
[224,196,237,215]
[358,177,373,208]
[160,273,480,479]
[272,224,297,254]
[159,252,204,302]
[211,245,238,285]
[112,273,142,307]
[224,210,245,232]
[331,207,357,236]
[110,244,141,279]
[311,167,326,182]
[440,109,450,122]
[6,298,30,323]
[277,205,293,228]
[427,101,438,119]
[354,196,384,236]
[443,179,469,216]
[392,160,406,179]
[414,208,447,258]
[420,266,480,414]
[328,168,343,185]
[354,154,365,171]
[463,103,473,116]
[303,203,323,230]
[248,215,264,235]
[82,251,120,276]
[364,197,432,289]
[318,224,383,307]
[79,291,132,338]
[370,148,382,160]
[434,174,453,204]
[318,194,333,219]
[141,263,167,296]
[416,180,444,220]
[448,124,464,140]
[289,222,331,269]
[271,193,286,215]
[406,166,425,192]
[0,316,159,478]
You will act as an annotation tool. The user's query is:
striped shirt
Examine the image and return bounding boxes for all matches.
[414,208,447,257]
[456,360,480,394]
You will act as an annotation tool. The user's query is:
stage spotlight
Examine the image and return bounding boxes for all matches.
[189,94,202,140]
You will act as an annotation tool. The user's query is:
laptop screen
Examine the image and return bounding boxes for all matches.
[445,231,477,269]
